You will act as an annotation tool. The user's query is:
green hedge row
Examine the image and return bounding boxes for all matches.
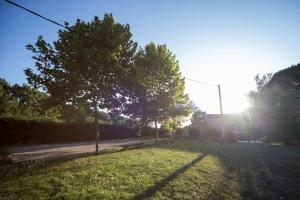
[0,118,139,145]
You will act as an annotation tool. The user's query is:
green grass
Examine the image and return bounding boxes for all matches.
[1,140,300,199]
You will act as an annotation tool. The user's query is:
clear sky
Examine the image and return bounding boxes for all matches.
[1,0,300,114]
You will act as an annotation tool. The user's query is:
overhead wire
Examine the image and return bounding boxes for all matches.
[4,0,71,31]
[4,0,220,88]
[183,77,218,86]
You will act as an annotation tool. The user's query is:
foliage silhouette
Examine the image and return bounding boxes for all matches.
[248,63,300,143]
[25,14,137,153]
[124,42,191,140]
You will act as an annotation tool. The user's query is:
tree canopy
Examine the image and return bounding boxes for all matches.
[123,42,191,138]
[25,14,137,152]
[25,14,137,115]
[0,78,60,121]
[4,13,193,148]
[248,63,300,143]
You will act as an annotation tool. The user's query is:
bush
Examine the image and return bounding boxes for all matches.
[140,126,171,138]
[224,127,237,142]
[187,126,200,139]
[0,118,138,145]
[140,126,154,137]
[159,128,172,138]
[204,128,220,141]
[174,128,184,139]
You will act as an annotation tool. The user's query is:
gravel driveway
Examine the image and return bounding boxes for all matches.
[8,138,156,163]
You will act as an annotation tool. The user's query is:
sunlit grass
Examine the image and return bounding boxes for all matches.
[1,141,300,199]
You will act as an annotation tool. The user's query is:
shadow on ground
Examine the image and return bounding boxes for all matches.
[151,140,300,199]
[131,153,207,200]
[0,147,130,181]
[1,139,300,199]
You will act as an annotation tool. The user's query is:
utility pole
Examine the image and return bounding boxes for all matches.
[218,85,225,140]
[218,85,223,114]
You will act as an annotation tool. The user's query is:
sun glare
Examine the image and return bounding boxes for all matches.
[223,95,249,114]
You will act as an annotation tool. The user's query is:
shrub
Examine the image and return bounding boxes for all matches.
[174,128,184,139]
[200,127,221,141]
[159,128,172,138]
[140,126,171,138]
[0,118,138,145]
[187,126,200,139]
[140,126,154,137]
[224,127,237,142]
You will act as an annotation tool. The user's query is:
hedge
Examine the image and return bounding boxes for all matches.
[0,118,139,145]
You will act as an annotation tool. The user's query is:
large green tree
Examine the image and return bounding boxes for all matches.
[248,63,300,143]
[265,63,300,142]
[25,14,137,153]
[124,42,191,141]
[247,73,281,142]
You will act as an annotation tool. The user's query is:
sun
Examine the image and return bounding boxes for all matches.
[222,94,249,114]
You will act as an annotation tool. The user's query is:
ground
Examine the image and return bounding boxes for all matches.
[6,138,156,162]
[1,140,300,200]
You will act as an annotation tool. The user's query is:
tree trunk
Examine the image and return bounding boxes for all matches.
[154,115,158,143]
[94,106,99,154]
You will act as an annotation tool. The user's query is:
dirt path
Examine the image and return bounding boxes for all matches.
[7,138,156,163]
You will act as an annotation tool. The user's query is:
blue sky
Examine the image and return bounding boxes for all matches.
[1,0,300,113]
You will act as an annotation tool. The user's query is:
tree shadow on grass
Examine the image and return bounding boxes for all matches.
[151,140,300,199]
[131,153,207,200]
[0,140,166,182]
[0,147,132,181]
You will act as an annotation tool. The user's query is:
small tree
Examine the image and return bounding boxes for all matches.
[124,42,191,142]
[191,109,206,128]
[161,102,193,134]
[25,14,137,153]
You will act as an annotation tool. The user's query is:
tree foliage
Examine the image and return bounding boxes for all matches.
[4,14,193,144]
[25,14,137,152]
[124,42,191,135]
[191,109,206,128]
[266,63,300,142]
[248,63,300,143]
[25,14,137,116]
[0,78,60,121]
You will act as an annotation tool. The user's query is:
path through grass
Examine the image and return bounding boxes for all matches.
[1,141,300,199]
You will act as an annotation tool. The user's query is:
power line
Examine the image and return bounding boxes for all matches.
[184,76,224,121]
[5,0,228,138]
[184,77,218,86]
[5,0,220,88]
[4,0,71,31]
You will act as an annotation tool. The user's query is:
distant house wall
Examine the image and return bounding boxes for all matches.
[206,114,245,134]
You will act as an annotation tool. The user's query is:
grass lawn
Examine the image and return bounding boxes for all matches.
[1,140,300,200]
